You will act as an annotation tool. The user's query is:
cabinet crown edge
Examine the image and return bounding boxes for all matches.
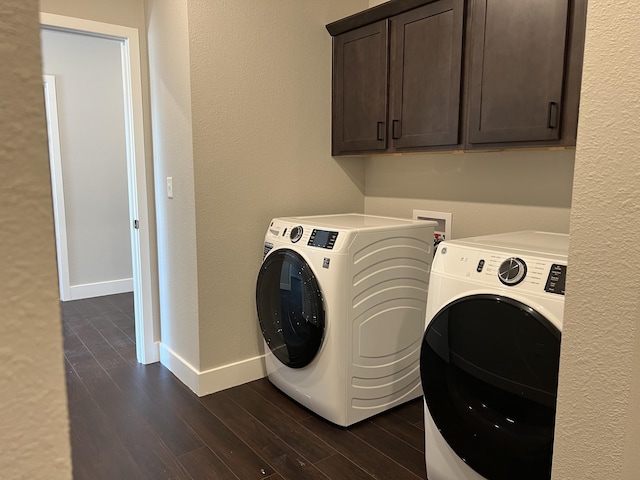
[326,0,440,36]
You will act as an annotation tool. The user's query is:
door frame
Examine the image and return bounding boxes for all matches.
[42,74,71,301]
[40,13,159,365]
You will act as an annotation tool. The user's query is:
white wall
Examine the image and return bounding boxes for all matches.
[0,1,72,478]
[41,28,133,297]
[552,0,640,477]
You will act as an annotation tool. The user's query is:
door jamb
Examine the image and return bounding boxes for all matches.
[42,75,72,302]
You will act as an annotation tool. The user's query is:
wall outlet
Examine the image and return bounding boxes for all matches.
[413,209,452,249]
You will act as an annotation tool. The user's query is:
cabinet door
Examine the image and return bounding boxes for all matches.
[467,0,569,144]
[389,0,464,149]
[332,21,388,155]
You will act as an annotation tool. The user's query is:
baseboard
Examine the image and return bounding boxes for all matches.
[159,343,267,396]
[198,355,267,396]
[159,344,200,393]
[69,278,133,300]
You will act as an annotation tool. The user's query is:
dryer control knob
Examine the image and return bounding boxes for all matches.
[498,257,527,286]
[290,226,303,243]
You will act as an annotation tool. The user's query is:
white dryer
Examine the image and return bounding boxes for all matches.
[419,231,568,480]
[256,214,435,426]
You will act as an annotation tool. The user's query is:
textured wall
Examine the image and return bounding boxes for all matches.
[0,1,72,478]
[552,0,640,478]
[40,0,145,28]
[187,0,367,370]
[365,149,575,238]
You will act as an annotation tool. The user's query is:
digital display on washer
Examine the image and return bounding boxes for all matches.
[308,229,338,249]
[545,264,567,295]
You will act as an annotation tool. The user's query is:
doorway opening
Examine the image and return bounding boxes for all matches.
[40,13,158,364]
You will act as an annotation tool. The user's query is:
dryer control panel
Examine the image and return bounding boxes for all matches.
[544,264,567,295]
[436,244,567,295]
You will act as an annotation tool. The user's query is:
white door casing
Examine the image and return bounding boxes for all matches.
[42,74,71,301]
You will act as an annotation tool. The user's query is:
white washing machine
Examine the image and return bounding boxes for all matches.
[419,231,568,480]
[256,213,436,426]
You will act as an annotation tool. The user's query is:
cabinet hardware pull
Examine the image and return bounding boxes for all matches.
[547,102,558,129]
[376,121,384,141]
[392,120,401,139]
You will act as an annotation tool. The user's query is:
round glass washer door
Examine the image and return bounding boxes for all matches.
[420,294,561,480]
[256,248,325,369]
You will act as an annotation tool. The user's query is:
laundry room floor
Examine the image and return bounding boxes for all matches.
[62,293,426,479]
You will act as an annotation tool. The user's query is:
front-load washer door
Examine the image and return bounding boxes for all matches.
[256,248,325,369]
[420,294,561,480]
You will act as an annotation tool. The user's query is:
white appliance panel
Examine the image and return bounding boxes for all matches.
[258,214,436,426]
[422,231,568,480]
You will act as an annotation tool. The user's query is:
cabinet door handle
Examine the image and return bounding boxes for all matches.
[392,120,401,139]
[547,102,558,129]
[376,121,384,141]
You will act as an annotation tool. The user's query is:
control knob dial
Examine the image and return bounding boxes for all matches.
[498,257,527,286]
[290,226,303,243]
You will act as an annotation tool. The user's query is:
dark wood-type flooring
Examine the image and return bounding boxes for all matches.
[62,293,426,479]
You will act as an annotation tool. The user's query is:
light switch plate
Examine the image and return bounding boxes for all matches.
[166,176,173,199]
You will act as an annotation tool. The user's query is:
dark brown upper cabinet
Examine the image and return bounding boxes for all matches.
[332,21,388,154]
[330,0,464,156]
[466,0,569,145]
[327,0,587,156]
[389,0,464,149]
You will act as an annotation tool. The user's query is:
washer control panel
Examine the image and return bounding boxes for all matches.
[307,229,338,249]
[265,219,348,252]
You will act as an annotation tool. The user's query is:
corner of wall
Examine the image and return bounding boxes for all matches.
[160,343,266,396]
